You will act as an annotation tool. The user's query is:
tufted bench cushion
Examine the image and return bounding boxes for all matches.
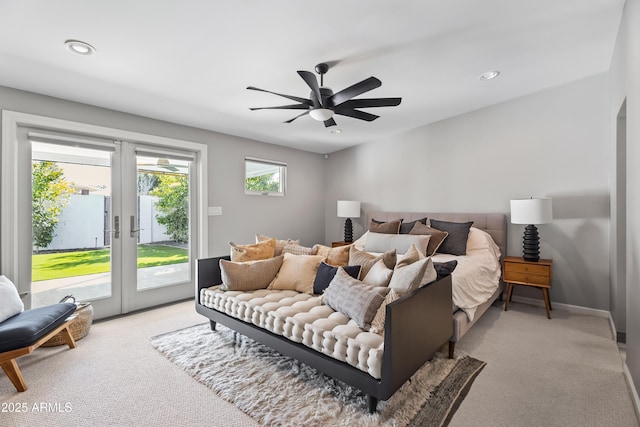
[200,286,385,378]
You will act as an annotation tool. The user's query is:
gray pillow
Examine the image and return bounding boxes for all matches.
[429,219,473,256]
[323,268,390,329]
[220,256,284,291]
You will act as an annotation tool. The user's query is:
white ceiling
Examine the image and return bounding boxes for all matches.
[0,0,625,154]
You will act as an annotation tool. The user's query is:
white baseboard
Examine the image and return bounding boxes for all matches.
[623,363,640,422]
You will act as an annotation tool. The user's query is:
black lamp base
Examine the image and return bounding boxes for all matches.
[522,224,540,262]
[343,218,353,243]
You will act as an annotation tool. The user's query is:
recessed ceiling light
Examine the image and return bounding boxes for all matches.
[330,128,342,134]
[65,39,96,56]
[478,70,500,81]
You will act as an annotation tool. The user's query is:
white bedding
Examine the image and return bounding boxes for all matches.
[354,227,502,321]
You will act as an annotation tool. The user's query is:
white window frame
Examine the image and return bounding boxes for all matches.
[244,157,287,196]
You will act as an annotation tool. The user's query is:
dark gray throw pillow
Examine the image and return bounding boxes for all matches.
[429,219,474,256]
[399,217,427,234]
[313,262,361,294]
[433,260,458,279]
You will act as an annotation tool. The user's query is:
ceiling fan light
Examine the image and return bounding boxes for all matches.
[309,108,334,121]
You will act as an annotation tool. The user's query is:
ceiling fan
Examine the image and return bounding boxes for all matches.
[137,158,188,173]
[247,63,402,127]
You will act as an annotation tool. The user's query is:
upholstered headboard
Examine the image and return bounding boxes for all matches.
[367,212,507,260]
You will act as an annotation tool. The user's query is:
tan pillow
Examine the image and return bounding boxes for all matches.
[315,244,351,266]
[369,219,402,234]
[369,289,402,335]
[349,246,397,278]
[268,253,325,294]
[282,243,319,255]
[388,253,432,295]
[409,222,449,256]
[362,259,393,287]
[229,238,275,262]
[220,256,284,291]
[256,234,300,256]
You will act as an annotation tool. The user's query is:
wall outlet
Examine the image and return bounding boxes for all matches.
[208,206,222,216]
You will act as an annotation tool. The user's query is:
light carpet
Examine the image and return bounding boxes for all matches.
[151,323,485,427]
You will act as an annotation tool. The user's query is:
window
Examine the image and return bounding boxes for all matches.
[245,157,286,196]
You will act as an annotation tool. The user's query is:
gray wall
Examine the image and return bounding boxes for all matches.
[324,73,610,311]
[0,85,326,259]
[610,0,640,399]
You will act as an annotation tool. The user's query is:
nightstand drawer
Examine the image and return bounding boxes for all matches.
[504,262,549,276]
[503,270,551,286]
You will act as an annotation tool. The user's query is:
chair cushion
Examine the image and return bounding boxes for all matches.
[0,303,77,353]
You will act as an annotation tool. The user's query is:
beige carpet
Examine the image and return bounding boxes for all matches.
[0,299,638,427]
[150,323,484,426]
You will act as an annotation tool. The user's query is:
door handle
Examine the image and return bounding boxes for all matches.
[106,215,120,239]
[130,215,143,237]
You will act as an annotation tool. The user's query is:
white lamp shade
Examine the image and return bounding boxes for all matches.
[510,198,553,225]
[337,200,360,218]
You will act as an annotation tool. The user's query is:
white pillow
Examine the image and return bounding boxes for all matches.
[365,232,430,255]
[0,275,24,323]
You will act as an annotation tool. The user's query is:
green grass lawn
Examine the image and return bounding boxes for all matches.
[32,244,188,282]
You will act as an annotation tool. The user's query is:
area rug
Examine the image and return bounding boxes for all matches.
[150,323,485,427]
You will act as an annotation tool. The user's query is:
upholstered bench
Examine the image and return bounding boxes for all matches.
[0,303,77,392]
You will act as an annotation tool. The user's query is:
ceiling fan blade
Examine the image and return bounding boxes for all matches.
[324,118,337,128]
[336,97,402,109]
[250,104,310,111]
[297,71,322,108]
[335,109,380,122]
[327,77,382,107]
[247,86,313,106]
[284,111,310,123]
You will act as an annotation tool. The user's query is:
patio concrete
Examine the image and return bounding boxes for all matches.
[31,262,190,307]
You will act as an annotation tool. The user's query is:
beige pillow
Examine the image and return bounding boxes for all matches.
[388,250,432,294]
[349,246,397,278]
[369,289,402,335]
[315,244,351,266]
[256,234,300,256]
[268,253,325,294]
[220,256,284,291]
[363,259,394,287]
[323,268,390,329]
[282,243,319,255]
[369,219,401,234]
[409,222,449,256]
[364,232,430,255]
[229,238,275,262]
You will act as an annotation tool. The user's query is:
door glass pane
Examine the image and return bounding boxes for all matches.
[136,155,190,290]
[31,142,113,307]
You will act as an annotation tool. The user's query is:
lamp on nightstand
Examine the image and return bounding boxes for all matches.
[510,197,553,262]
[337,200,360,243]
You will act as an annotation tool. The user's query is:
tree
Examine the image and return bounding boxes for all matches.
[150,174,189,243]
[245,174,280,192]
[32,161,72,251]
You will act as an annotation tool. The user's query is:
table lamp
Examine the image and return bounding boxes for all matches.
[510,198,553,262]
[337,201,360,243]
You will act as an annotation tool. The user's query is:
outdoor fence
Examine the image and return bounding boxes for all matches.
[41,194,169,251]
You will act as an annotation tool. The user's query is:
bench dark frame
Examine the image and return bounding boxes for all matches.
[195,256,453,413]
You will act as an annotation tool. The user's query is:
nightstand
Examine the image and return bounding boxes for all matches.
[331,241,352,248]
[503,256,553,319]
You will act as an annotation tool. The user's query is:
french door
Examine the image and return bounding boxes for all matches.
[9,122,203,320]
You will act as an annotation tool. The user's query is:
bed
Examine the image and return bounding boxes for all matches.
[363,212,506,357]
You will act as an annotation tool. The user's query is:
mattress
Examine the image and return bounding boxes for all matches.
[200,287,385,379]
